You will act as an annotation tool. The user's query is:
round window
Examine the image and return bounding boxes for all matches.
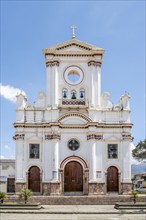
[68,139,80,151]
[64,66,84,85]
[67,71,80,83]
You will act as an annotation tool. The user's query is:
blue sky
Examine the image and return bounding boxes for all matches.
[0,1,145,160]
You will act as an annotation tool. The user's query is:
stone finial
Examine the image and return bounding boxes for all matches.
[16,92,27,109]
[120,92,130,110]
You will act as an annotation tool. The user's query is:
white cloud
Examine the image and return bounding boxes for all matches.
[4,145,11,150]
[0,84,26,103]
[0,155,6,159]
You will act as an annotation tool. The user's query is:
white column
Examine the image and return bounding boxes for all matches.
[52,139,59,181]
[50,62,59,109]
[97,63,101,107]
[121,141,131,182]
[15,140,24,181]
[54,64,59,107]
[96,141,103,181]
[88,139,96,181]
[51,65,55,107]
[46,65,52,107]
[89,65,95,108]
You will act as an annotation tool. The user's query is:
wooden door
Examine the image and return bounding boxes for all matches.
[7,178,15,193]
[64,161,83,192]
[28,166,40,192]
[107,166,119,192]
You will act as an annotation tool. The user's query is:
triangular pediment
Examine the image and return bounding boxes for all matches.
[43,39,104,54]
[105,135,120,141]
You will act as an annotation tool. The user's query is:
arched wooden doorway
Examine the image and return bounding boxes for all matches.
[64,161,83,192]
[107,166,119,192]
[28,166,40,192]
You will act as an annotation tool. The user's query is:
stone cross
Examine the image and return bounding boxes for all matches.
[70,24,77,39]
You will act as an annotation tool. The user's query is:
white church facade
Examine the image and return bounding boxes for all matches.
[14,36,132,195]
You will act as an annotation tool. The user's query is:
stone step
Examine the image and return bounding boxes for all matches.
[7,195,146,205]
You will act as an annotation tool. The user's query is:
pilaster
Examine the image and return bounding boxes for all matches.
[13,133,25,193]
[46,60,59,108]
[88,61,101,108]
[87,133,97,181]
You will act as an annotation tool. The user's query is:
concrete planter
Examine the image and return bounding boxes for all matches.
[0,203,42,210]
[114,202,146,210]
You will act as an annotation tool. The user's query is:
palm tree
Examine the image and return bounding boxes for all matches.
[19,188,32,204]
[131,190,139,204]
[0,192,7,203]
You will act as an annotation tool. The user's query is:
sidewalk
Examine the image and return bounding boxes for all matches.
[1,205,146,214]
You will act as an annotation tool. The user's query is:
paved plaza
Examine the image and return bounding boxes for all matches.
[1,213,146,220]
[1,205,146,220]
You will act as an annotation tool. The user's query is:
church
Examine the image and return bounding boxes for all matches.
[13,29,132,195]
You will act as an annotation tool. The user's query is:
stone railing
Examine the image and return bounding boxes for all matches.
[61,99,86,106]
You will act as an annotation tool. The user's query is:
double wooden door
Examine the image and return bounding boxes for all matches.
[64,161,83,192]
[28,166,40,192]
[107,166,119,192]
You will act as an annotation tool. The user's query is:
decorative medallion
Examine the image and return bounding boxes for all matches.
[68,139,80,151]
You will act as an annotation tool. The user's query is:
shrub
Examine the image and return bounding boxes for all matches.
[19,188,32,204]
[0,192,7,204]
[131,190,139,204]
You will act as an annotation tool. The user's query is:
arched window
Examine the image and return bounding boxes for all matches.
[80,89,85,99]
[62,89,68,99]
[71,90,77,99]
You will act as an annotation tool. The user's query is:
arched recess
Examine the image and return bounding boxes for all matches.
[59,156,89,195]
[107,166,119,193]
[57,112,92,124]
[28,166,41,192]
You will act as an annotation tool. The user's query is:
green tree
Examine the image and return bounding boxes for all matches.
[19,188,32,204]
[132,139,146,161]
[0,192,7,203]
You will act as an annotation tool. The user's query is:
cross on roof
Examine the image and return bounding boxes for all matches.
[70,24,77,39]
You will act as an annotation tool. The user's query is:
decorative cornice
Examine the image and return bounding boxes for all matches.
[87,134,103,141]
[122,134,132,141]
[13,134,25,140]
[46,60,60,67]
[88,60,101,67]
[45,133,61,140]
[43,39,104,52]
[13,122,132,129]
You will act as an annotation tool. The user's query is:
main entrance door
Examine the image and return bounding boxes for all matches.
[28,166,40,192]
[107,166,119,192]
[64,161,83,192]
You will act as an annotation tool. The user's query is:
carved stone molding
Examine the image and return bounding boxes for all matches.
[13,134,25,140]
[122,134,132,141]
[46,60,60,67]
[87,134,103,141]
[62,99,85,106]
[57,112,92,123]
[45,133,61,140]
[88,61,101,67]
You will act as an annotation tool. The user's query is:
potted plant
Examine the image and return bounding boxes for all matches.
[0,192,7,204]
[19,188,32,204]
